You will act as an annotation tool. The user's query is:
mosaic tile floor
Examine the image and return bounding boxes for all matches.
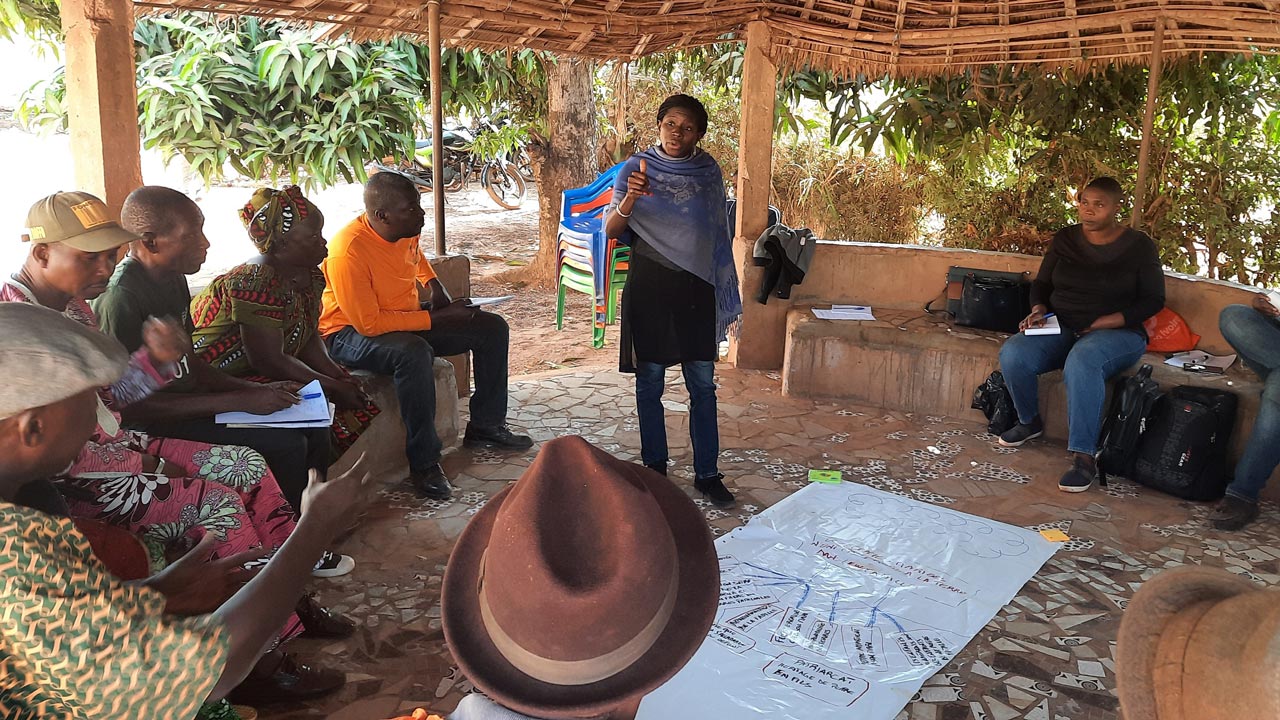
[263,366,1280,720]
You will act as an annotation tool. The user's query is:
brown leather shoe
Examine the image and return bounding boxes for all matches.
[296,592,357,639]
[227,652,344,705]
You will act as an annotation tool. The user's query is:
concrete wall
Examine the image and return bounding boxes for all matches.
[743,241,1262,367]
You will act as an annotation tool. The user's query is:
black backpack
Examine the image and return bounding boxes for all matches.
[972,370,1018,436]
[1130,385,1238,501]
[1097,364,1163,483]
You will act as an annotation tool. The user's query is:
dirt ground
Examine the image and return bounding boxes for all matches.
[436,185,622,376]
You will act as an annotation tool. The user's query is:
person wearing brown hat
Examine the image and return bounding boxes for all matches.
[0,301,373,719]
[440,435,719,720]
[1117,565,1279,719]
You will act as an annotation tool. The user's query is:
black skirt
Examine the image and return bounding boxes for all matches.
[619,236,716,373]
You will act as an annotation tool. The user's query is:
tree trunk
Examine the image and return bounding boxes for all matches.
[526,57,598,289]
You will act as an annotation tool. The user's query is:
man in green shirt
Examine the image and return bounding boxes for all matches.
[95,186,329,514]
[0,301,372,718]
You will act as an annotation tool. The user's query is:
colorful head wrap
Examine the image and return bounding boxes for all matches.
[239,185,312,253]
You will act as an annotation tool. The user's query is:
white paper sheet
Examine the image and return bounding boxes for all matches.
[813,305,876,321]
[215,380,330,426]
[1023,315,1061,335]
[638,484,1058,720]
[466,295,515,307]
[1165,350,1237,370]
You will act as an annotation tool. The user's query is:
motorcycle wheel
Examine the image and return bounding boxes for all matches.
[481,161,527,210]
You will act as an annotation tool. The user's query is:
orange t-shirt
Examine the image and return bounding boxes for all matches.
[318,214,439,337]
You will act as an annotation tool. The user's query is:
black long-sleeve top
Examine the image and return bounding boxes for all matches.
[1029,224,1165,335]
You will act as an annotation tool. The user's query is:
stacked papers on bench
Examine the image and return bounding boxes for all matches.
[812,305,876,321]
[216,379,334,428]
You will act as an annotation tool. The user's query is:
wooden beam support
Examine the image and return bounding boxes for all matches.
[729,20,785,370]
[1132,16,1166,229]
[61,0,142,216]
[428,0,447,255]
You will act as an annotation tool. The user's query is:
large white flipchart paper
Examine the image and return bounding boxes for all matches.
[638,483,1059,719]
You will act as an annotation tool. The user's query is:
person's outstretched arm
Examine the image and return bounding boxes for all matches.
[208,456,371,699]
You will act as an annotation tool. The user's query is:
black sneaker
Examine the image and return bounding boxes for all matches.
[694,474,735,507]
[411,464,453,500]
[998,417,1044,447]
[464,424,534,451]
[644,462,668,476]
[1210,495,1260,531]
[311,550,355,578]
[1058,454,1096,493]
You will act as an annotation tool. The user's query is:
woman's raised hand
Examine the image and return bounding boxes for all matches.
[625,159,650,199]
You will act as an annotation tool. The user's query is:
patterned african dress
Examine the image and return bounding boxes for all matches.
[191,262,380,460]
[0,282,304,642]
[0,501,228,719]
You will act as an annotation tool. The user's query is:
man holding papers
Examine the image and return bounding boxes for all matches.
[97,186,329,512]
[320,173,532,501]
[995,177,1165,493]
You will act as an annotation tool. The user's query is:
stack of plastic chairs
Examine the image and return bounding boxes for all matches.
[555,161,630,349]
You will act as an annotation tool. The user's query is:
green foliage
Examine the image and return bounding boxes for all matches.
[771,139,923,244]
[847,56,1280,284]
[0,0,60,42]
[16,70,65,132]
[16,11,548,189]
[467,121,529,162]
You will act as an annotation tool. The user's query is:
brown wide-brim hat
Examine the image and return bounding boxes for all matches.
[1117,566,1277,720]
[442,436,718,719]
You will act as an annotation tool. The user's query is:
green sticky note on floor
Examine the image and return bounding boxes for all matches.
[809,469,843,484]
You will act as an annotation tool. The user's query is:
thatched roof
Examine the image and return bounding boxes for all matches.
[133,0,1280,76]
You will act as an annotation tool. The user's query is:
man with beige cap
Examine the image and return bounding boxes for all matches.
[0,301,372,719]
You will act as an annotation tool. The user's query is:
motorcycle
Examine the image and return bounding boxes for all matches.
[372,120,528,210]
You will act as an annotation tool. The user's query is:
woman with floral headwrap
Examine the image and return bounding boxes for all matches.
[2,191,356,712]
[192,186,379,459]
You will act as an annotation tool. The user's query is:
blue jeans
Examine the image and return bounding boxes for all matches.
[998,328,1147,455]
[635,360,720,479]
[1219,304,1280,502]
[326,311,511,474]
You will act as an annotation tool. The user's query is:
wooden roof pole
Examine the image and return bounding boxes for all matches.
[62,0,143,217]
[428,0,447,255]
[729,20,786,370]
[1132,17,1166,230]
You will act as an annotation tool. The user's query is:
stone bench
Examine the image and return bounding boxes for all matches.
[782,305,1277,500]
[330,360,460,477]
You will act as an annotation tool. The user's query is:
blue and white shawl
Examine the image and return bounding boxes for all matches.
[609,145,742,342]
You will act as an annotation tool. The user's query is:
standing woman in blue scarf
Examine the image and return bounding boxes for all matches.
[605,94,742,507]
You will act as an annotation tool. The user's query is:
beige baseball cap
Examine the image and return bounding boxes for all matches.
[0,302,127,420]
[22,191,139,252]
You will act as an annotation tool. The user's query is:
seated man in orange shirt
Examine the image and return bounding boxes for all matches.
[320,172,532,499]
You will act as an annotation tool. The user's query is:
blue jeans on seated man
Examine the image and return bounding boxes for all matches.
[326,310,511,474]
[998,328,1147,455]
[1219,304,1280,503]
[634,360,719,480]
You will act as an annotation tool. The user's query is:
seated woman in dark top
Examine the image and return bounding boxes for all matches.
[997,177,1165,492]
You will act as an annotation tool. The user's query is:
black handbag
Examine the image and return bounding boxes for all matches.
[926,266,1031,334]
